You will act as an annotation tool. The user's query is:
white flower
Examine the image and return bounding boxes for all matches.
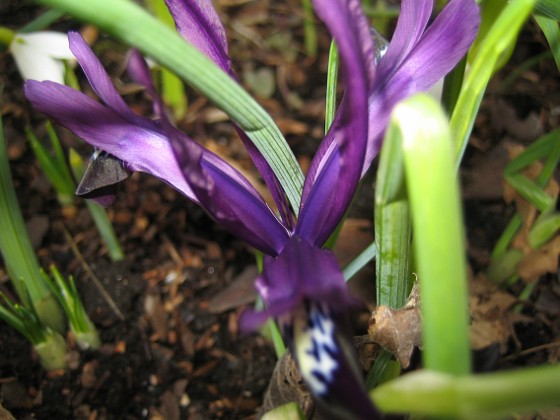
[10,32,75,85]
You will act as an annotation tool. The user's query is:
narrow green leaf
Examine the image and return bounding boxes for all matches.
[441,57,467,115]
[301,0,318,58]
[391,94,471,375]
[529,212,560,248]
[145,0,188,120]
[535,0,560,20]
[0,111,64,332]
[505,173,554,212]
[325,41,339,132]
[374,122,412,309]
[26,125,75,205]
[452,0,535,166]
[535,15,560,73]
[342,241,377,282]
[19,9,65,33]
[373,365,560,418]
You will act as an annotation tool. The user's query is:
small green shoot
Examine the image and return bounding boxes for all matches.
[488,128,560,283]
[43,265,100,350]
[145,0,188,120]
[301,0,318,58]
[26,121,75,206]
[0,293,67,370]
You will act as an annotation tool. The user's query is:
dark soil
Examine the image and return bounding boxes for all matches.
[0,1,559,419]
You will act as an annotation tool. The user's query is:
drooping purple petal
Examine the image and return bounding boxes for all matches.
[293,302,381,419]
[127,51,293,254]
[296,0,371,245]
[25,80,198,200]
[164,0,231,72]
[163,1,293,227]
[163,120,290,255]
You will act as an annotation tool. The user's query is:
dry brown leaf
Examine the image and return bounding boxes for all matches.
[517,235,560,282]
[469,274,530,351]
[207,265,259,313]
[367,284,422,368]
[259,352,314,419]
[144,293,169,340]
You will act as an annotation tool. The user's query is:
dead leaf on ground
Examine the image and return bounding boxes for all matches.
[491,99,543,141]
[207,265,259,313]
[517,235,560,282]
[469,274,530,352]
[259,352,314,419]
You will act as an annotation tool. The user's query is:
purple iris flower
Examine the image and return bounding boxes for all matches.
[25,0,479,417]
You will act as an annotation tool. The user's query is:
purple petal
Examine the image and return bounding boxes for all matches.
[25,80,198,201]
[297,0,370,245]
[164,0,231,72]
[68,32,156,131]
[235,129,295,230]
[292,302,381,419]
[378,0,434,78]
[146,5,293,227]
[126,48,167,118]
[363,0,480,169]
[240,236,353,330]
[124,50,287,253]
[391,0,480,93]
[164,120,290,255]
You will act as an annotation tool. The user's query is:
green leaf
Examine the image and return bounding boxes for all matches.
[389,94,471,375]
[535,0,560,20]
[373,365,560,418]
[0,109,64,332]
[452,0,536,166]
[534,15,560,73]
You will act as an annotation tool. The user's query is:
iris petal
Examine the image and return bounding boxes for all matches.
[164,0,231,72]
[297,0,371,245]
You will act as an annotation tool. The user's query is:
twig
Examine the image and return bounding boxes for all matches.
[62,226,125,321]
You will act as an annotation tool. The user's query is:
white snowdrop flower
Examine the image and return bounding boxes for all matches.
[9,31,75,85]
